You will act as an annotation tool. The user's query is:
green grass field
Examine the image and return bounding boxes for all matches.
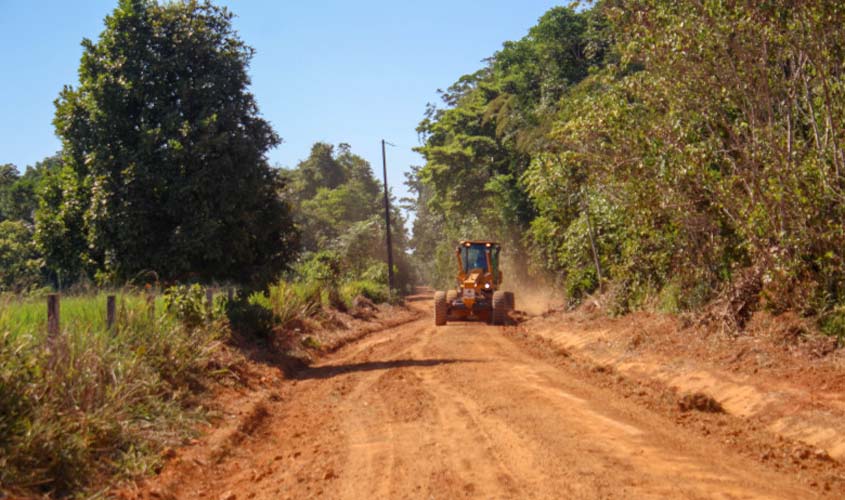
[0,292,167,340]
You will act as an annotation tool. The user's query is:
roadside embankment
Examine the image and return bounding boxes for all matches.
[515,304,845,464]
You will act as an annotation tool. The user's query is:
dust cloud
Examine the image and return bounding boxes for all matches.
[503,284,565,316]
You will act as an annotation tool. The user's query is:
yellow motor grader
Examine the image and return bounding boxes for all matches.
[434,240,514,326]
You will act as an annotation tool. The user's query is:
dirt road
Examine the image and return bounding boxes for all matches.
[137,300,842,499]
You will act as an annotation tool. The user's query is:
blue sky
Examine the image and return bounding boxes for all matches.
[0,0,560,209]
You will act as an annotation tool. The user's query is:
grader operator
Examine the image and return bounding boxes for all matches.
[433,240,514,326]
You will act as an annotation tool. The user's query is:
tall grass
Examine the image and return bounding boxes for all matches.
[244,277,388,329]
[0,291,227,497]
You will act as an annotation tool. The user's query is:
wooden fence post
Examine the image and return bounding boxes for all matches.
[47,294,60,337]
[227,288,234,302]
[147,292,155,320]
[106,295,116,331]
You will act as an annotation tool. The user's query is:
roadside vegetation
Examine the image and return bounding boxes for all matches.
[0,289,227,496]
[407,0,845,337]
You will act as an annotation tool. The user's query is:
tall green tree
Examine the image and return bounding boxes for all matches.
[0,164,19,222]
[41,0,297,287]
[0,220,42,292]
[288,142,414,290]
[0,156,59,224]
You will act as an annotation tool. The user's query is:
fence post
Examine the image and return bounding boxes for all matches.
[106,295,116,331]
[227,288,234,303]
[146,292,155,320]
[47,294,60,337]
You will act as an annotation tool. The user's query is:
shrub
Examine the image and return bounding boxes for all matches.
[340,280,389,306]
[819,305,845,346]
[162,284,225,328]
[227,299,274,338]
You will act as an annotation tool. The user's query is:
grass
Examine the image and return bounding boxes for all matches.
[0,290,229,498]
[243,277,388,331]
[0,292,167,341]
[340,280,389,306]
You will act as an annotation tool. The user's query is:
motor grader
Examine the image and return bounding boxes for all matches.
[434,240,514,326]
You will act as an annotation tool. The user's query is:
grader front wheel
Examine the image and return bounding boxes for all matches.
[504,291,515,311]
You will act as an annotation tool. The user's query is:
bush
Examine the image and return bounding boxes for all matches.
[227,299,275,338]
[819,305,845,346]
[0,220,43,293]
[341,280,389,306]
[162,284,208,328]
[240,280,324,331]
[293,251,342,283]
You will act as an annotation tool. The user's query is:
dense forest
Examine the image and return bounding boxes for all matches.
[408,0,845,334]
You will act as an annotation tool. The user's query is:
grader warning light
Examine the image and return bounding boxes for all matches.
[433,240,514,326]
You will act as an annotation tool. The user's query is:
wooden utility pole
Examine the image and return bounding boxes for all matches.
[381,139,395,292]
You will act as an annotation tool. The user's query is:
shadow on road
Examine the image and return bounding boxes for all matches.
[293,358,479,380]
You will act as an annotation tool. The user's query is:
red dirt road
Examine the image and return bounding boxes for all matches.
[132,300,844,499]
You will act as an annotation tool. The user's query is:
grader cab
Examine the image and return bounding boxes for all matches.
[434,240,514,326]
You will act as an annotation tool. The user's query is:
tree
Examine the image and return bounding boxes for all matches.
[0,220,42,292]
[0,164,19,222]
[41,0,297,287]
[411,5,603,287]
[0,156,59,224]
[288,142,415,290]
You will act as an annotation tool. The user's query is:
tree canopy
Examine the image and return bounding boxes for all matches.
[286,142,413,291]
[38,0,297,287]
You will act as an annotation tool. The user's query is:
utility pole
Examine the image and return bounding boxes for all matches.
[381,139,395,292]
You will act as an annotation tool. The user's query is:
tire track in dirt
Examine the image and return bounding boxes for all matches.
[334,326,427,499]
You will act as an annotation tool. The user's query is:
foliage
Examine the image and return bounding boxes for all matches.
[162,283,223,328]
[340,280,389,306]
[0,220,43,293]
[410,5,606,287]
[0,157,58,225]
[240,279,323,335]
[40,0,297,288]
[408,0,845,331]
[287,143,414,292]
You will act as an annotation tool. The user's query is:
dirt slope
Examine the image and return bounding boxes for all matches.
[121,299,845,499]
